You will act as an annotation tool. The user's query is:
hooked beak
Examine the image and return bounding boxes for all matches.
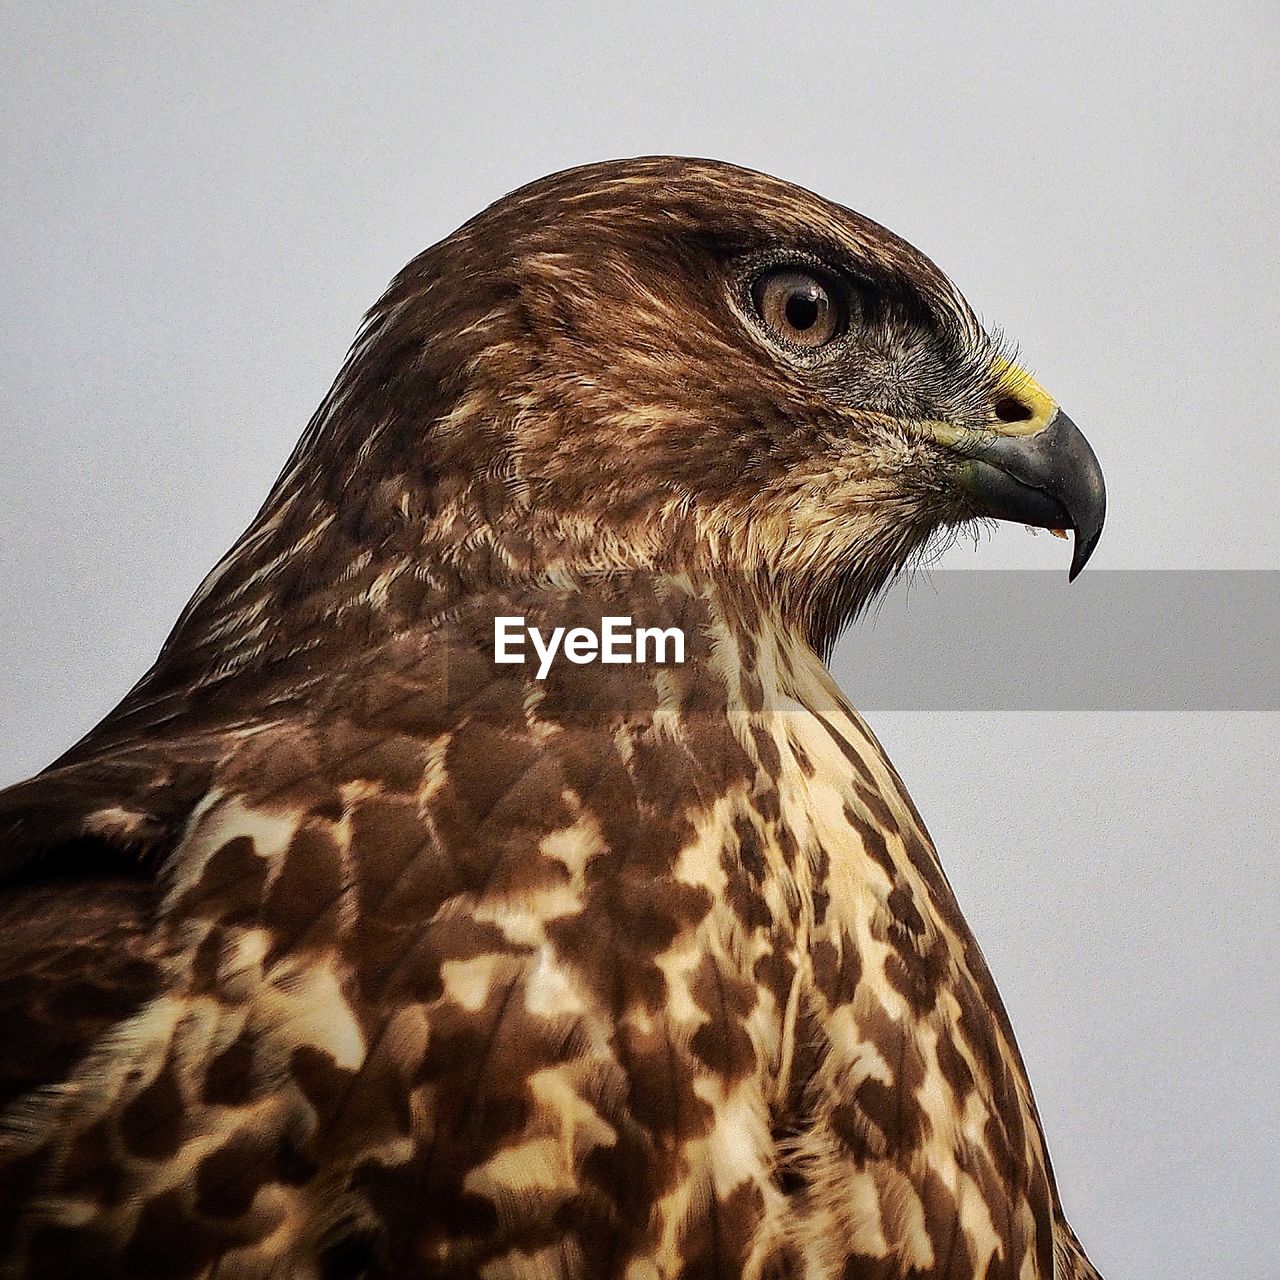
[927,370,1106,580]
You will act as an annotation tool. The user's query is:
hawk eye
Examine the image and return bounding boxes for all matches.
[751,268,842,349]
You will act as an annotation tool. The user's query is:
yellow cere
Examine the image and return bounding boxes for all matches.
[989,357,1059,437]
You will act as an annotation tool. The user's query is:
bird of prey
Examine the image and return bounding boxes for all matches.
[0,157,1106,1280]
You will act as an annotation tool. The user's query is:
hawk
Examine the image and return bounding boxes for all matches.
[0,158,1106,1279]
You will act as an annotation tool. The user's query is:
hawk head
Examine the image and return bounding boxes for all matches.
[239,156,1104,662]
[111,155,1107,712]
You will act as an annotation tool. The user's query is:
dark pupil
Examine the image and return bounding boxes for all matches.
[784,287,821,331]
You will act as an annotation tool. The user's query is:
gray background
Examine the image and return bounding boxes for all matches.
[2,4,1276,1276]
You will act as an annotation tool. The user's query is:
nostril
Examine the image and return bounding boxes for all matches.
[994,396,1033,424]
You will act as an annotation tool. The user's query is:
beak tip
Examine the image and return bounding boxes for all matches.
[1067,505,1105,580]
[1065,449,1107,581]
[1068,536,1100,581]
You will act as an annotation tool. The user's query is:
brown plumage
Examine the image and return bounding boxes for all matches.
[0,157,1104,1278]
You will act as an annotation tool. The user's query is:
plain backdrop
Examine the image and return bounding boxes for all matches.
[2,5,1277,1276]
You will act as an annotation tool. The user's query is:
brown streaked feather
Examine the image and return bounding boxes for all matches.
[0,878,161,1111]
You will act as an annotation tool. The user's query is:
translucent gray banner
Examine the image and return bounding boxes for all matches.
[831,571,1277,711]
